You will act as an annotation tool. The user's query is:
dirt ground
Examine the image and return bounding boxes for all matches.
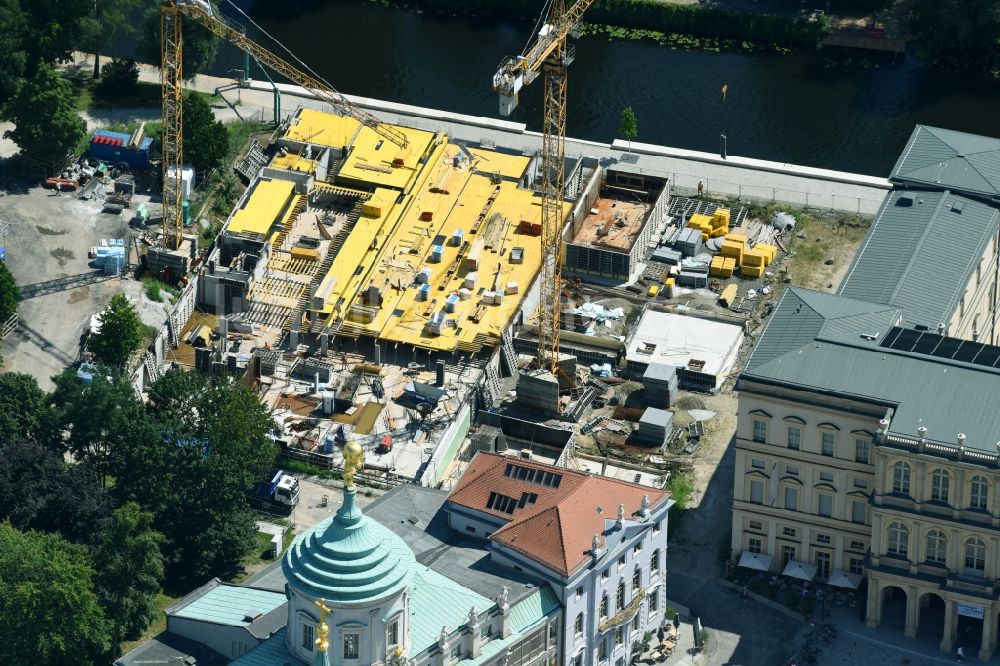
[783,210,870,292]
[673,391,738,508]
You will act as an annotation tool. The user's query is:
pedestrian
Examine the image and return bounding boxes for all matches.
[958,645,964,661]
[697,181,704,195]
[673,613,680,631]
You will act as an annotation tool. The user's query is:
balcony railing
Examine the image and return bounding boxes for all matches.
[599,588,646,632]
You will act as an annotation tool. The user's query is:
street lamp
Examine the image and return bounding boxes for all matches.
[227,69,245,104]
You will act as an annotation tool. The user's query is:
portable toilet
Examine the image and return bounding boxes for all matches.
[417,283,431,301]
[417,268,432,284]
[431,245,444,263]
[445,294,459,313]
[452,229,464,246]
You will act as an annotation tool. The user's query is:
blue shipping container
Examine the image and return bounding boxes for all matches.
[88,130,153,170]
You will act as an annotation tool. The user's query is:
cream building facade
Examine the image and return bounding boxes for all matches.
[731,287,1000,661]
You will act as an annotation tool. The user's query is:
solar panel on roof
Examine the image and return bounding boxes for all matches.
[935,337,962,358]
[913,333,943,355]
[975,347,1000,367]
[880,325,1000,371]
[953,341,984,363]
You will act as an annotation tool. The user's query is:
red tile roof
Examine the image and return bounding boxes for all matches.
[447,453,670,576]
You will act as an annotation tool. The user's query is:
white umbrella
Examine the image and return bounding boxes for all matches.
[782,560,817,582]
[738,551,773,572]
[827,570,862,589]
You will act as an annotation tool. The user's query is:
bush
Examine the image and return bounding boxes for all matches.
[664,607,677,620]
[783,589,801,610]
[697,629,710,645]
[748,578,772,597]
[97,58,139,99]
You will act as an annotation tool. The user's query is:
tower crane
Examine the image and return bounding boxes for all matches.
[159,0,408,252]
[493,0,595,375]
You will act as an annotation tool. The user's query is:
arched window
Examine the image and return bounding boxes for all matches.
[574,613,583,635]
[892,462,911,495]
[616,582,626,611]
[965,538,987,578]
[650,549,660,574]
[887,522,909,557]
[931,469,950,503]
[600,594,609,618]
[925,530,947,565]
[632,568,641,592]
[971,476,989,511]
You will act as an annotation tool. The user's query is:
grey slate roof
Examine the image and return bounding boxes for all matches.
[115,633,227,666]
[742,287,1000,452]
[891,125,1000,201]
[837,190,999,329]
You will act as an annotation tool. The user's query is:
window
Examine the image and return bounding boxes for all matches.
[465,525,476,533]
[752,419,768,443]
[575,613,583,635]
[748,537,762,553]
[786,465,799,475]
[887,522,909,557]
[817,494,833,518]
[821,432,835,457]
[971,476,989,510]
[931,469,950,503]
[576,586,584,599]
[652,521,661,535]
[616,582,625,611]
[632,569,641,591]
[302,623,315,651]
[618,554,626,569]
[633,543,641,556]
[650,549,660,574]
[978,264,983,286]
[550,622,557,641]
[852,500,866,524]
[781,545,796,566]
[632,614,640,632]
[784,486,798,511]
[816,533,831,545]
[601,569,610,582]
[782,526,797,538]
[452,643,461,659]
[649,590,658,613]
[748,520,763,531]
[965,539,987,578]
[343,633,360,660]
[598,637,607,661]
[819,471,833,482]
[600,595,609,618]
[926,530,947,565]
[855,439,870,463]
[853,478,869,489]
[574,654,583,666]
[481,624,492,638]
[615,627,624,645]
[750,480,764,505]
[849,557,864,575]
[787,426,801,450]
[849,540,866,551]
[815,552,831,580]
[751,458,765,469]
[387,620,400,648]
[892,462,911,495]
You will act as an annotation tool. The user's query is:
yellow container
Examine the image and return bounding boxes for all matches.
[742,264,765,279]
[719,283,738,307]
[742,249,766,267]
[755,243,778,263]
[725,232,748,245]
[291,246,320,261]
[712,208,731,228]
[723,257,737,271]
[647,284,660,298]
[689,213,713,229]
[721,241,744,264]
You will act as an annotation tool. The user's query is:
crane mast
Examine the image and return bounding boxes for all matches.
[493,0,594,375]
[159,0,408,252]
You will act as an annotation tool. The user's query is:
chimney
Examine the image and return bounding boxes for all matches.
[958,433,967,447]
[937,323,946,335]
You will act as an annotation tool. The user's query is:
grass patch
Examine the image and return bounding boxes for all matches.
[227,530,290,584]
[665,469,694,534]
[281,458,342,481]
[141,277,179,303]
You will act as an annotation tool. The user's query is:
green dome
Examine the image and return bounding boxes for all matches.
[283,488,415,604]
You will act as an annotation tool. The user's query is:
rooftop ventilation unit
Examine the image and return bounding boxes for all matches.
[897,192,916,206]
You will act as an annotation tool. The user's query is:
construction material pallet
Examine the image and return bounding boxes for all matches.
[667,196,748,228]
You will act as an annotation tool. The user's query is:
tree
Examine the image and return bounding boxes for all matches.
[89,293,144,367]
[0,372,46,446]
[97,57,140,99]
[0,259,19,322]
[79,0,143,78]
[44,369,145,488]
[137,3,220,80]
[0,438,111,546]
[620,106,638,156]
[93,502,164,656]
[115,369,278,583]
[0,0,28,108]
[183,93,229,175]
[2,62,85,166]
[0,524,110,665]
[911,0,1000,73]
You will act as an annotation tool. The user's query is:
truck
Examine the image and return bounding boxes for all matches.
[247,470,300,515]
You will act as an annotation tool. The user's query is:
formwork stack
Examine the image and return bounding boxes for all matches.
[740,242,777,278]
[637,407,673,447]
[687,208,730,241]
[643,363,679,409]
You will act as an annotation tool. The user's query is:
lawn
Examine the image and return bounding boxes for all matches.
[226,529,291,584]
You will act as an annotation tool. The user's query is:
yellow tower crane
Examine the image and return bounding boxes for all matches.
[159,0,408,252]
[493,0,595,375]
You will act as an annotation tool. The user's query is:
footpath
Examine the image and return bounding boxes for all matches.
[70,52,892,216]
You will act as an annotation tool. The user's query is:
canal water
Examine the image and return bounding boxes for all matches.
[206,0,1000,176]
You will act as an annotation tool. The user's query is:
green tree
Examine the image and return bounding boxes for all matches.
[80,0,143,78]
[97,57,140,100]
[115,370,278,583]
[0,373,46,446]
[912,0,1000,72]
[0,438,111,546]
[44,369,145,488]
[0,523,110,665]
[137,3,220,80]
[619,106,638,156]
[0,0,29,107]
[183,93,229,175]
[0,259,19,322]
[93,502,164,656]
[2,62,85,167]
[90,293,144,367]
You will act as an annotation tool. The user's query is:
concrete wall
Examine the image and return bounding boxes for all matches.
[420,401,472,487]
[166,616,256,660]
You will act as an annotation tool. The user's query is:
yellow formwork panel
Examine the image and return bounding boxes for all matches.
[467,148,531,180]
[363,188,398,218]
[338,124,436,191]
[226,179,295,237]
[755,243,778,263]
[689,213,712,229]
[742,264,766,279]
[271,153,317,174]
[285,108,360,148]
